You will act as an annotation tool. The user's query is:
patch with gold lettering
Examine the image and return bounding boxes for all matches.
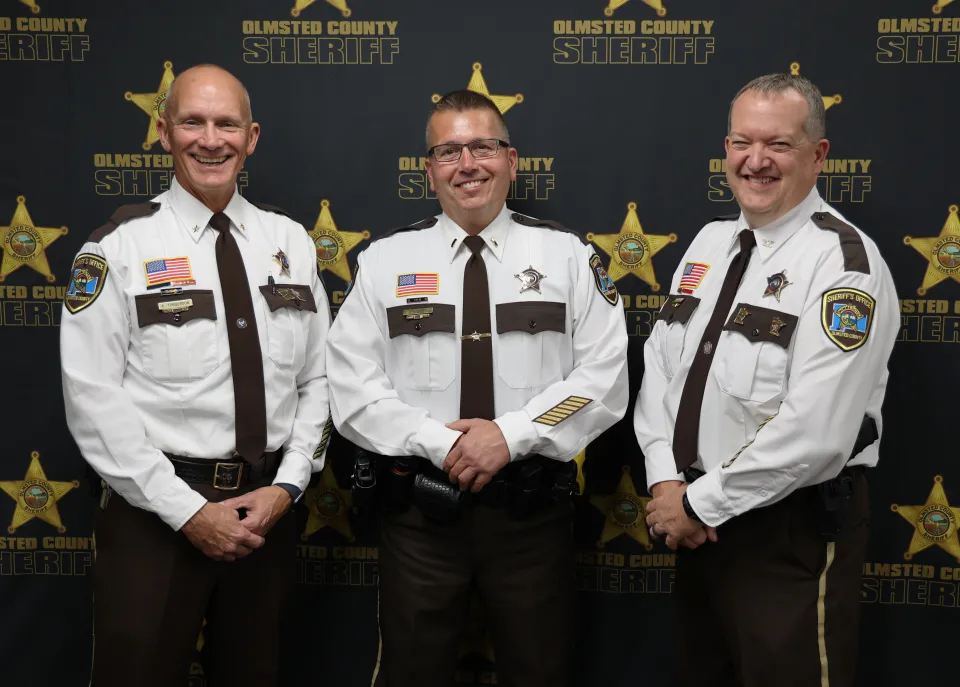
[64,253,109,314]
[533,396,593,426]
[821,288,875,352]
[589,254,618,305]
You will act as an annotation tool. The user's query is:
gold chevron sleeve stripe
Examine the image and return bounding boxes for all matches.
[533,396,593,426]
[313,415,334,459]
[818,541,836,687]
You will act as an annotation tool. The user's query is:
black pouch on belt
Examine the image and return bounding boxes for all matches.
[412,466,466,524]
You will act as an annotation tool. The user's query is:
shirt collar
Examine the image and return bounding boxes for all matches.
[441,204,512,263]
[166,176,250,243]
[733,187,822,262]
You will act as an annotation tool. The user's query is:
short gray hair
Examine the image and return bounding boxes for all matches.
[425,89,510,150]
[727,73,826,141]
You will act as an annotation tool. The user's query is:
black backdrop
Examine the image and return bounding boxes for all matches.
[2,0,959,684]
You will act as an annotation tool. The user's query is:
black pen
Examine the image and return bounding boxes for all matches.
[268,274,276,295]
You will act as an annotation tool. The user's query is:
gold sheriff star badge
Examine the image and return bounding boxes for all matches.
[0,452,79,534]
[19,0,41,13]
[433,63,524,116]
[934,0,955,14]
[605,0,666,16]
[126,61,176,151]
[291,0,350,17]
[1,195,68,283]
[302,466,355,541]
[891,475,960,564]
[790,62,842,109]
[309,200,370,283]
[590,466,653,550]
[587,202,676,291]
[904,204,960,295]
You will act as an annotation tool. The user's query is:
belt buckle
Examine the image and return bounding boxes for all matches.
[213,462,243,490]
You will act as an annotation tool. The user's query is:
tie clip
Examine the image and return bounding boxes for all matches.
[403,307,433,320]
[460,331,491,342]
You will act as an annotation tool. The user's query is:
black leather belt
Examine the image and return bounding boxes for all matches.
[164,451,281,491]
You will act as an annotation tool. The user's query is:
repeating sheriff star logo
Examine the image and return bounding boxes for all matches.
[605,0,666,16]
[587,202,676,291]
[309,200,370,282]
[891,475,960,564]
[590,466,653,549]
[1,195,68,283]
[19,0,40,13]
[302,466,355,541]
[433,63,524,116]
[904,204,960,295]
[291,0,350,17]
[934,0,955,14]
[0,452,79,534]
[126,61,176,151]
[790,63,842,110]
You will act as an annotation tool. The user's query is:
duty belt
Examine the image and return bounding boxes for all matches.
[164,451,281,490]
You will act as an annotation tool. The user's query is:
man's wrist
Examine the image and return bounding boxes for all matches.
[274,482,302,505]
[682,491,702,523]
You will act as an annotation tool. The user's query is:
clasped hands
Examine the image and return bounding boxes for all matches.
[645,481,718,551]
[442,418,511,492]
[181,486,293,562]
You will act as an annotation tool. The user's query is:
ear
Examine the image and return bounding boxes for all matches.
[246,122,261,156]
[156,117,172,153]
[812,138,830,173]
[507,146,518,182]
[426,157,436,192]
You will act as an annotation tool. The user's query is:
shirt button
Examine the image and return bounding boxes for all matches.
[752,328,760,336]
[717,511,725,518]
[529,320,537,329]
[236,318,248,329]
[759,490,768,497]
[415,323,422,331]
[173,313,181,323]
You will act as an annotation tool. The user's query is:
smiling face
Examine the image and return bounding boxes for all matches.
[156,66,259,211]
[725,88,829,228]
[425,108,517,235]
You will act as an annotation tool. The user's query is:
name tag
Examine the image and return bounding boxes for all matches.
[403,307,433,320]
[158,298,194,314]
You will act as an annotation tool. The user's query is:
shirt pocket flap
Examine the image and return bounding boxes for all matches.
[135,290,217,328]
[387,303,456,339]
[495,301,566,335]
[259,284,318,313]
[659,295,701,325]
[722,303,799,348]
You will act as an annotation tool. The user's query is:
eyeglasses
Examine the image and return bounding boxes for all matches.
[427,138,511,163]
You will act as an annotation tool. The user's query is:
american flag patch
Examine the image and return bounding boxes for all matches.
[678,262,709,294]
[143,257,194,288]
[396,273,439,297]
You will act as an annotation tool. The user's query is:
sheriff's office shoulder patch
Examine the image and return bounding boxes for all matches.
[821,288,875,352]
[533,396,593,426]
[589,254,618,305]
[64,253,109,314]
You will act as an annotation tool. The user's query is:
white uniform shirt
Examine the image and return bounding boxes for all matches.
[61,178,332,530]
[634,189,898,526]
[326,205,629,469]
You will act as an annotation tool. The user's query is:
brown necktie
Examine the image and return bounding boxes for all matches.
[459,235,495,420]
[210,212,267,463]
[673,229,756,473]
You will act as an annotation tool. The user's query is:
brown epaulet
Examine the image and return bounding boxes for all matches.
[710,213,740,222]
[369,216,439,245]
[88,202,161,243]
[511,212,588,246]
[249,200,293,219]
[811,211,870,274]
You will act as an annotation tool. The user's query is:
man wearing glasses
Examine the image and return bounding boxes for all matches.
[326,90,629,686]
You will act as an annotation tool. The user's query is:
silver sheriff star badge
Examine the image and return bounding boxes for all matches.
[515,266,546,293]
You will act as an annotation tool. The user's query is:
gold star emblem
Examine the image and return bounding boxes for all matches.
[19,0,41,13]
[291,0,351,16]
[433,63,524,116]
[0,451,79,534]
[125,61,176,151]
[934,0,955,14]
[586,202,677,291]
[1,195,68,283]
[891,475,960,563]
[903,204,960,296]
[790,62,842,110]
[308,200,370,283]
[590,466,653,550]
[302,467,355,541]
[605,0,666,16]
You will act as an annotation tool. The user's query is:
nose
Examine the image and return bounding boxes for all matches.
[744,143,770,172]
[457,146,479,172]
[197,122,223,149]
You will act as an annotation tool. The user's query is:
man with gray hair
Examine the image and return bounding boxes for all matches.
[636,73,898,686]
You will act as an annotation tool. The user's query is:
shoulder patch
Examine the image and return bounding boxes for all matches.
[89,202,160,243]
[821,288,875,352]
[369,217,438,245]
[250,200,293,219]
[511,213,588,246]
[64,253,109,314]
[812,211,870,275]
[710,213,740,223]
[589,254,619,305]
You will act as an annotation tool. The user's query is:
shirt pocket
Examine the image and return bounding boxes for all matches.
[259,284,315,371]
[386,303,456,391]
[714,303,798,403]
[657,295,700,379]
[134,290,219,382]
[495,301,566,389]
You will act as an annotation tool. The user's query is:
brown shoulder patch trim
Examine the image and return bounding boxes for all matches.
[811,211,870,275]
[710,213,740,223]
[89,202,160,243]
[369,217,439,245]
[511,213,588,246]
[250,200,293,219]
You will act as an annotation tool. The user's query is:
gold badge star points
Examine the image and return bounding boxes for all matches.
[433,63,523,116]
[590,466,653,550]
[291,0,351,17]
[0,451,79,534]
[604,0,666,16]
[904,204,960,296]
[586,202,676,291]
[309,200,370,283]
[1,195,68,283]
[790,62,842,109]
[302,466,355,542]
[19,0,41,13]
[891,475,960,564]
[934,0,955,15]
[125,61,176,151]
